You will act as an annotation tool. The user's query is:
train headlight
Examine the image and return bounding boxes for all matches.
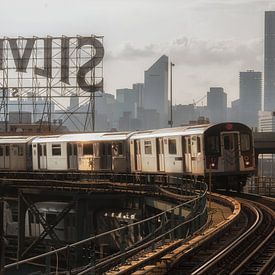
[244,156,251,167]
[207,157,218,169]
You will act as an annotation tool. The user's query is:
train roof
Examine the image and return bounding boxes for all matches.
[129,122,251,140]
[32,132,132,143]
[130,124,210,139]
[0,136,35,144]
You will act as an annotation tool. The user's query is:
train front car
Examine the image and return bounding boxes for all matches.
[204,122,255,191]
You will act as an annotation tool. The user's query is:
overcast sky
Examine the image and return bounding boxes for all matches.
[1,0,275,106]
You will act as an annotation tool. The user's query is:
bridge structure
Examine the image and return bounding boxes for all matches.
[0,173,208,274]
[254,132,275,156]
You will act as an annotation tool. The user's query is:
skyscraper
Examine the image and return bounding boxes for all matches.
[264,11,275,111]
[207,87,227,123]
[143,55,168,128]
[239,70,262,128]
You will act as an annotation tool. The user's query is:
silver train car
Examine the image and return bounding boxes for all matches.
[32,132,132,172]
[0,136,34,170]
[0,122,255,190]
[129,122,254,190]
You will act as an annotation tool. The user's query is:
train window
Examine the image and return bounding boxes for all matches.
[197,137,201,153]
[0,147,3,156]
[28,212,35,224]
[206,136,220,154]
[113,143,123,156]
[144,141,152,154]
[224,135,234,150]
[134,141,140,155]
[182,138,186,154]
[5,146,9,156]
[46,213,56,226]
[188,138,191,153]
[18,145,24,156]
[241,134,250,151]
[38,144,42,156]
[52,144,61,156]
[102,143,112,155]
[83,144,93,155]
[13,146,18,156]
[168,139,177,154]
[157,139,164,154]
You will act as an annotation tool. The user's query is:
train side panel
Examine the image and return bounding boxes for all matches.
[140,138,157,172]
[163,136,183,173]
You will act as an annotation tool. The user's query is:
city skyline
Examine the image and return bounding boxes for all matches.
[1,0,275,107]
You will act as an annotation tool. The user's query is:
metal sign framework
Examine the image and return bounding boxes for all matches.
[0,36,104,132]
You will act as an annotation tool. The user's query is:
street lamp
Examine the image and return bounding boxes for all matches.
[169,62,175,128]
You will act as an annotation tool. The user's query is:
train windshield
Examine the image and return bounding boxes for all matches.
[206,136,220,154]
[240,133,251,151]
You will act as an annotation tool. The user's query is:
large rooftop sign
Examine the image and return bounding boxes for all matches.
[0,36,104,131]
[0,36,104,94]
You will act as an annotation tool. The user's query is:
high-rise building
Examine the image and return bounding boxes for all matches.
[132,83,144,108]
[264,11,275,111]
[239,70,262,128]
[258,111,275,132]
[143,55,168,128]
[207,87,227,123]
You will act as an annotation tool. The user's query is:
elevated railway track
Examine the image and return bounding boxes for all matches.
[137,192,274,275]
[1,173,207,274]
[0,172,274,274]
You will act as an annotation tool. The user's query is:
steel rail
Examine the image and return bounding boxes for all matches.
[191,202,261,275]
[230,202,275,274]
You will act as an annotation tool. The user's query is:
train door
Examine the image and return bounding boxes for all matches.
[184,137,192,173]
[0,146,5,169]
[134,140,141,171]
[67,143,78,170]
[181,138,186,172]
[4,145,10,169]
[0,145,10,169]
[38,144,47,170]
[101,143,112,170]
[221,132,239,171]
[11,145,18,170]
[157,138,165,172]
[191,136,199,173]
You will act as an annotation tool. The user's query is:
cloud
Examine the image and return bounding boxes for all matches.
[168,37,262,67]
[106,43,159,60]
[107,36,262,68]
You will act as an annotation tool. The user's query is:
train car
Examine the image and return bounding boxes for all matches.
[25,202,76,241]
[204,122,254,190]
[129,125,207,175]
[0,136,34,171]
[32,132,132,172]
[129,122,254,190]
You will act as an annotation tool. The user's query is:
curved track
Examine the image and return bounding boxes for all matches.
[171,194,275,275]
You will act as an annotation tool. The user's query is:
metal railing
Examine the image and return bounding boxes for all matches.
[246,176,275,197]
[4,175,208,274]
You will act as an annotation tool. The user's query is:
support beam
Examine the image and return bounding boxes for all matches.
[21,199,76,258]
[17,193,27,261]
[20,193,62,246]
[0,199,4,275]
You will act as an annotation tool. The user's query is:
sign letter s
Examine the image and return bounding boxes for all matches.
[76,37,104,93]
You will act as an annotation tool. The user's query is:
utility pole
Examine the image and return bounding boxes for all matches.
[169,62,175,127]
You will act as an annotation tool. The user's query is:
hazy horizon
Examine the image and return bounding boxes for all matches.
[1,0,275,107]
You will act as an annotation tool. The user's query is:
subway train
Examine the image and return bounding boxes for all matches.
[0,122,255,190]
